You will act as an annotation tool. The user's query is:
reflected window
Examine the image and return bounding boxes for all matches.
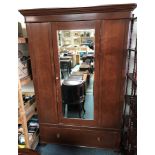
[57,29,95,120]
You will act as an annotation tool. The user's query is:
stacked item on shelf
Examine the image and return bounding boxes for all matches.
[18,21,28,43]
[23,94,35,104]
[18,50,32,80]
[18,125,25,148]
[18,22,23,37]
[18,93,38,149]
[18,115,39,149]
[121,15,137,155]
[27,115,39,147]
[18,25,32,81]
[20,93,36,119]
[18,77,39,149]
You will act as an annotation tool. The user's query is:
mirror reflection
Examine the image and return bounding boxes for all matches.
[57,29,95,120]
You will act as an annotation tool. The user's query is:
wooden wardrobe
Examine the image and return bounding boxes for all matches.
[19,3,137,150]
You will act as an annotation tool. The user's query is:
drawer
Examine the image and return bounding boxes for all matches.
[40,125,120,149]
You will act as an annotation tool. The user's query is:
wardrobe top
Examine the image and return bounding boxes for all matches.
[19,3,137,16]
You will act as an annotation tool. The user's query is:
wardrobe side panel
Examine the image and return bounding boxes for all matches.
[26,23,58,124]
[99,19,129,128]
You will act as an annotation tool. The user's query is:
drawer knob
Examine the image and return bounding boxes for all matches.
[56,133,60,139]
[97,137,101,142]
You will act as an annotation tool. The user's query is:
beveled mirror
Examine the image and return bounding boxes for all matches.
[57,29,95,120]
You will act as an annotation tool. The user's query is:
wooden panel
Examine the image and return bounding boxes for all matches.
[56,20,96,29]
[18,148,40,155]
[24,12,131,23]
[99,19,129,128]
[40,125,120,149]
[19,4,136,16]
[26,23,58,124]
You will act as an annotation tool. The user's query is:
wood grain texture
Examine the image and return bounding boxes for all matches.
[19,4,136,23]
[19,3,136,16]
[26,23,58,124]
[18,149,39,155]
[99,19,129,128]
[23,12,131,23]
[40,125,120,149]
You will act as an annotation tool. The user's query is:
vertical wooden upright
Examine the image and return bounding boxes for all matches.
[18,80,30,148]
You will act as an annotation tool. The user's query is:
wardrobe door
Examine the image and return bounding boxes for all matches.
[51,21,101,126]
[99,19,130,129]
[26,23,58,124]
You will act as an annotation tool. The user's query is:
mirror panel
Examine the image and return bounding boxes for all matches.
[57,29,95,120]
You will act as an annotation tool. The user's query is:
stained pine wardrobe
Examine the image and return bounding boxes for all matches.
[19,3,136,149]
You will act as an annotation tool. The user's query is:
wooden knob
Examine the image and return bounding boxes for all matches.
[56,133,60,138]
[97,137,101,142]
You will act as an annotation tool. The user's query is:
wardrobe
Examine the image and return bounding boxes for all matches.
[19,3,137,150]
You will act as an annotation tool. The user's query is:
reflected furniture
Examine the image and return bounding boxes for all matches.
[61,80,85,118]
[72,71,90,86]
[68,75,83,81]
[67,53,77,67]
[80,63,91,72]
[82,54,94,63]
[76,54,80,64]
[60,59,71,78]
[68,75,86,95]
[19,3,136,150]
[60,54,76,67]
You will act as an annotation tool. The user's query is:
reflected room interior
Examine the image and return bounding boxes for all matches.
[57,29,95,120]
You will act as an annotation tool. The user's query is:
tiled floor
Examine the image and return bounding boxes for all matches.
[37,143,121,155]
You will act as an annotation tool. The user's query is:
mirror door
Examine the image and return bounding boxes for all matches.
[51,21,100,126]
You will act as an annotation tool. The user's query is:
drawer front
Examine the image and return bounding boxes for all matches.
[40,125,120,149]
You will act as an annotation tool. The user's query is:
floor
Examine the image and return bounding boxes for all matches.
[37,143,121,155]
[83,74,94,119]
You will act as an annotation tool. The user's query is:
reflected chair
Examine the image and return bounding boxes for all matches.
[60,61,70,79]
[61,81,85,118]
[84,59,94,74]
[85,58,91,64]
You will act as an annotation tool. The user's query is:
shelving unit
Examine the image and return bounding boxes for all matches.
[18,78,39,149]
[18,79,30,148]
[127,73,137,86]
[121,15,137,155]
[18,25,39,149]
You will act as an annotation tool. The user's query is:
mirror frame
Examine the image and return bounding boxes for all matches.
[51,21,101,126]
